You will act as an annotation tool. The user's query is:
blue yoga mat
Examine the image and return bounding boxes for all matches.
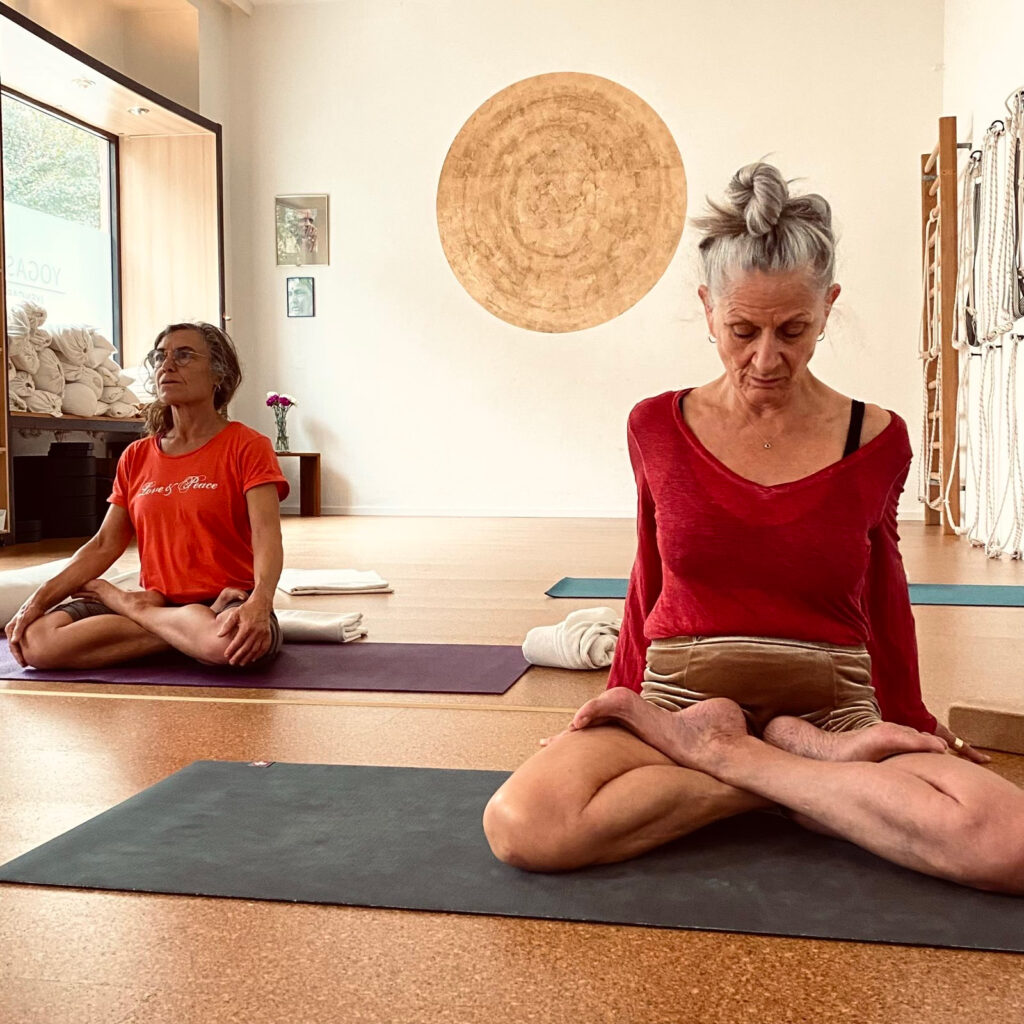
[545,577,628,599]
[545,578,1024,607]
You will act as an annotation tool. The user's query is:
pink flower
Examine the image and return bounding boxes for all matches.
[266,391,280,407]
[279,394,296,408]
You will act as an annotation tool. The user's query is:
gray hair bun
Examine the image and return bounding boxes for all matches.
[728,163,788,236]
[694,161,836,295]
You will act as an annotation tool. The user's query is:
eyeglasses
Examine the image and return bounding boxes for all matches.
[152,347,205,368]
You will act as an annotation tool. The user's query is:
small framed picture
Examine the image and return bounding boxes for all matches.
[276,194,329,266]
[286,276,315,318]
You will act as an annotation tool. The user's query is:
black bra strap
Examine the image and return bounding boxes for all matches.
[843,400,865,457]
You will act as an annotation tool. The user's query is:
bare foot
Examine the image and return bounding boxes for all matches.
[569,688,750,771]
[211,587,249,614]
[79,579,167,619]
[763,715,947,763]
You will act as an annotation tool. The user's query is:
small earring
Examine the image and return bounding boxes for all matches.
[816,331,826,343]
[708,334,717,344]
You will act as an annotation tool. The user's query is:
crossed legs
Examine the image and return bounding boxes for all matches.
[483,689,1024,894]
[18,581,248,669]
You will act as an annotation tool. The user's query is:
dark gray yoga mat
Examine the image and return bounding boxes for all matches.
[546,577,1024,606]
[0,640,529,695]
[2,760,1022,952]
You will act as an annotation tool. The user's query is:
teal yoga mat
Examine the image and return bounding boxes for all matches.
[3,760,1023,951]
[545,578,1024,606]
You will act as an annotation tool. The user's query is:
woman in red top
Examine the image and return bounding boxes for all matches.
[484,163,1024,894]
[5,322,289,669]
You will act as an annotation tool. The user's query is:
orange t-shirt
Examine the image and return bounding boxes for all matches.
[109,422,289,603]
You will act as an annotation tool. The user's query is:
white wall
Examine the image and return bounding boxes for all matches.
[225,0,943,516]
[121,8,200,111]
[8,0,201,110]
[943,0,1024,143]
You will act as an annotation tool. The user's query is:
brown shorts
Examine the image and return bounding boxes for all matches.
[55,595,283,667]
[642,635,881,735]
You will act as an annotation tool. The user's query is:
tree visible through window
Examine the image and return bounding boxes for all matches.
[2,95,104,228]
[2,92,115,341]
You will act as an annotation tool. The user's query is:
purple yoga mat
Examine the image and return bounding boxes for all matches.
[0,640,530,695]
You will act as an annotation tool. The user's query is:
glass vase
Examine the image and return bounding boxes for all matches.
[273,406,290,452]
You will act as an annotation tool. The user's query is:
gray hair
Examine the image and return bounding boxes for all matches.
[692,162,836,299]
[143,321,242,437]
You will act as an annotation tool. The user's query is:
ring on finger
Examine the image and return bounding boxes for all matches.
[952,736,966,752]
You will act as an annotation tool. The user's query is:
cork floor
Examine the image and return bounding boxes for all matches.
[1,516,1023,1024]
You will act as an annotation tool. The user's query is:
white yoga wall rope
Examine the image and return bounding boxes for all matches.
[921,89,1024,558]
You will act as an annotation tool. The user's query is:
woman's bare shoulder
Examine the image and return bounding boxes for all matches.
[860,402,892,446]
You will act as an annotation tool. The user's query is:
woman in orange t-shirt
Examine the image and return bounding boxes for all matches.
[5,322,289,669]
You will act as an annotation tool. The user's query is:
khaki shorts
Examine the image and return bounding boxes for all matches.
[642,635,881,735]
[55,594,283,667]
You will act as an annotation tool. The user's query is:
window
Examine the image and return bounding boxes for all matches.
[1,91,117,347]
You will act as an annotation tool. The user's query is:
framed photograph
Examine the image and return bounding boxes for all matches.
[286,276,315,318]
[275,194,329,266]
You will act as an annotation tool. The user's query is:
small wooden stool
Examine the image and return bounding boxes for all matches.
[274,451,321,516]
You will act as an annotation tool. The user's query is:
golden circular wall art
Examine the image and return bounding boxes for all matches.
[436,71,687,333]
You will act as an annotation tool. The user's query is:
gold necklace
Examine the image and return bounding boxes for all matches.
[738,407,782,450]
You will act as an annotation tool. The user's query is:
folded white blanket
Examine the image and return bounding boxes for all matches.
[522,606,622,670]
[275,609,367,643]
[277,569,392,595]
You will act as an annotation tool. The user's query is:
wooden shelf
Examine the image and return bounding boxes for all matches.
[10,411,145,433]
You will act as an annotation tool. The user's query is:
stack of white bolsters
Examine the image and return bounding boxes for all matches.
[6,300,143,418]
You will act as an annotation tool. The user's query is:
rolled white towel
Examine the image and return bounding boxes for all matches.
[9,335,40,375]
[101,385,125,405]
[95,401,110,416]
[522,606,622,670]
[33,348,65,395]
[277,569,392,595]
[24,390,62,416]
[276,609,367,644]
[122,388,142,405]
[9,392,27,412]
[48,324,94,366]
[62,381,99,416]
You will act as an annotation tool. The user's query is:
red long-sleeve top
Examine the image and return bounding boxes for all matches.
[607,390,936,732]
